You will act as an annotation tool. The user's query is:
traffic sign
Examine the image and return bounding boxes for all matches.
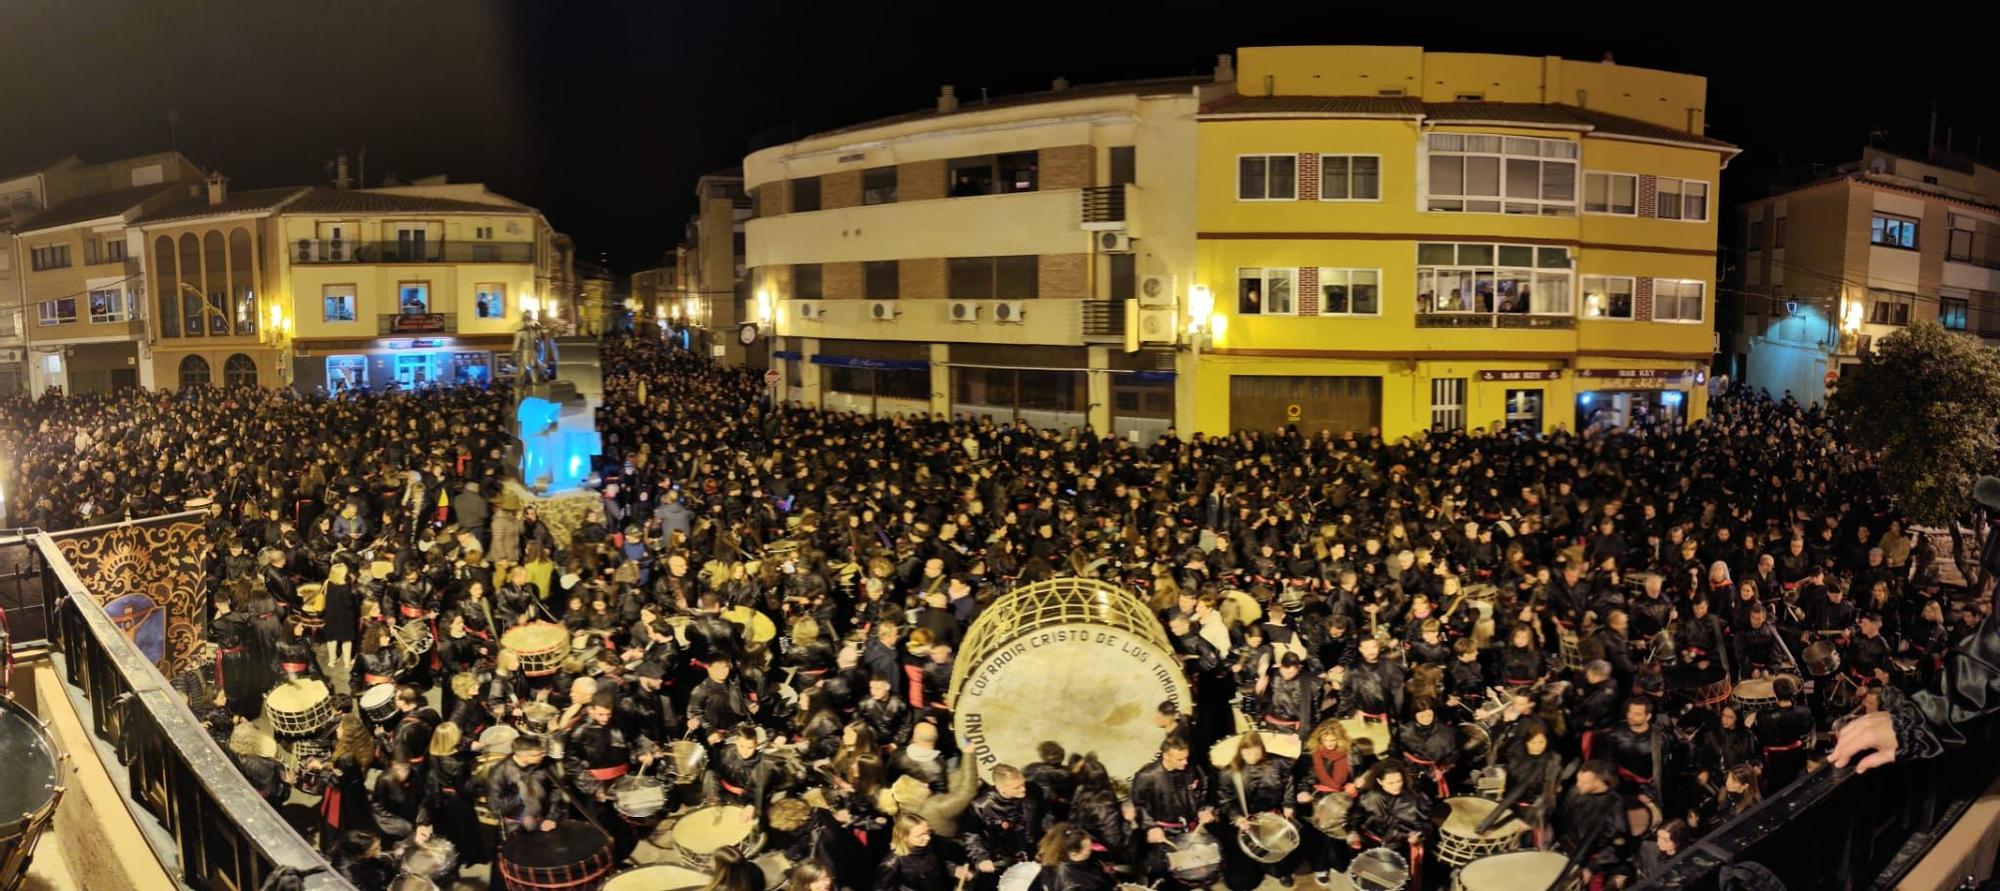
[765,369,782,385]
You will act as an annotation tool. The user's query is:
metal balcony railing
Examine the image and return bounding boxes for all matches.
[1081,186,1127,225]
[1082,299,1127,337]
[377,312,458,335]
[1415,311,1577,330]
[292,239,534,264]
[1636,702,2000,890]
[24,526,355,890]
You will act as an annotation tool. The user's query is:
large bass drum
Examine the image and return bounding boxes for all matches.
[948,578,1191,781]
[1,695,66,891]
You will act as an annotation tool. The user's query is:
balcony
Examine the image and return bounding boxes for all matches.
[1082,299,1128,338]
[292,239,534,264]
[376,312,458,335]
[1415,311,1576,329]
[1081,185,1128,228]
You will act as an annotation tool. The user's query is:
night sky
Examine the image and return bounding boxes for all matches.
[4,0,1994,275]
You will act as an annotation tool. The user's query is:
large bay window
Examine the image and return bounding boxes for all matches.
[1416,243,1572,317]
[1426,134,1577,215]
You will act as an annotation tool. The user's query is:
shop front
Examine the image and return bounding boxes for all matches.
[296,337,501,394]
[1573,368,1705,432]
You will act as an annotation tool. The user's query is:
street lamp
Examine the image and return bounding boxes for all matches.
[756,289,774,325]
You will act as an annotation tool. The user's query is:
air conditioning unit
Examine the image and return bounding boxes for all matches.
[1125,303,1178,351]
[1137,274,1174,307]
[992,300,1027,323]
[797,301,822,320]
[948,301,981,322]
[1097,231,1134,253]
[296,240,311,262]
[869,300,901,320]
[328,240,345,261]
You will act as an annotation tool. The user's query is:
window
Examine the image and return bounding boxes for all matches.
[864,260,900,299]
[1505,389,1543,431]
[1869,293,1912,326]
[791,177,821,212]
[1417,243,1573,315]
[1583,172,1638,215]
[1950,228,1974,262]
[1748,220,1765,251]
[1430,378,1467,432]
[326,355,368,391]
[398,282,430,314]
[1426,134,1577,215]
[475,226,494,239]
[1654,178,1709,221]
[1317,268,1381,315]
[1319,155,1380,200]
[1942,297,1969,330]
[948,153,1039,197]
[1774,217,1787,249]
[30,244,70,270]
[1238,155,1297,200]
[862,167,898,205]
[794,264,824,300]
[1654,279,1706,322]
[1870,214,1919,249]
[88,287,130,323]
[322,285,357,322]
[223,353,257,388]
[37,297,77,325]
[1236,267,1296,315]
[1582,276,1636,320]
[476,283,506,319]
[947,256,1038,299]
[178,354,210,389]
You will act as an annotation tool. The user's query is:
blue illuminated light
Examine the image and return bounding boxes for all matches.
[1662,391,1683,406]
[1580,393,1594,405]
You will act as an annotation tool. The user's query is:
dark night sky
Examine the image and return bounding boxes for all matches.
[4,0,1995,274]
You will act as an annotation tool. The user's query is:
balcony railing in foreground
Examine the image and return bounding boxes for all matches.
[1637,707,2000,890]
[29,529,354,891]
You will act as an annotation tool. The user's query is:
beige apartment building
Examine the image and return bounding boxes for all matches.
[1730,146,2000,404]
[672,169,755,365]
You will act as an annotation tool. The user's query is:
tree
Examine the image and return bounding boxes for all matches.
[1829,319,2000,586]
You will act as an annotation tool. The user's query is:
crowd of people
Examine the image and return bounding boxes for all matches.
[2,334,1993,891]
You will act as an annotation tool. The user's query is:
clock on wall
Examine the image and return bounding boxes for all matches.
[738,323,758,346]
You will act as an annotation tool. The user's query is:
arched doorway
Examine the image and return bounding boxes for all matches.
[178,354,211,389]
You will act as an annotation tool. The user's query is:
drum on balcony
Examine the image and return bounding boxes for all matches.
[1,695,65,891]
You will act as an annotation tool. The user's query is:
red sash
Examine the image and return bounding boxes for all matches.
[588,764,630,781]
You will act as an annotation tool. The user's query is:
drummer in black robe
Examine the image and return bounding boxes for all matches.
[713,724,776,812]
[1218,731,1299,889]
[1128,736,1217,888]
[688,656,754,744]
[370,758,429,846]
[1343,760,1435,889]
[564,689,649,861]
[209,599,265,721]
[1556,761,1632,885]
[423,722,490,866]
[487,735,569,836]
[389,685,441,766]
[963,763,1049,881]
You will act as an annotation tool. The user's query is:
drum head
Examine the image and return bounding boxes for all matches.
[950,579,1190,782]
[1735,678,1775,698]
[1457,851,1568,890]
[501,820,609,868]
[268,678,329,711]
[1443,796,1525,837]
[673,806,755,854]
[997,862,1043,891]
[1348,848,1409,891]
[0,698,60,833]
[360,684,395,708]
[603,864,709,891]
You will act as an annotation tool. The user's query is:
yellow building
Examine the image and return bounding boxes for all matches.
[746,74,1210,438]
[134,176,302,389]
[273,183,556,391]
[1193,47,1737,437]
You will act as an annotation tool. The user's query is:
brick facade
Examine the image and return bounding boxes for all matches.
[900,161,947,202]
[1038,253,1088,299]
[1634,276,1654,321]
[1040,146,1094,191]
[1297,266,1320,314]
[822,170,862,210]
[1298,153,1320,202]
[1637,175,1657,219]
[755,182,787,217]
[901,257,946,299]
[824,261,863,300]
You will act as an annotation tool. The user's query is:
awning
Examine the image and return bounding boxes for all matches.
[809,354,929,371]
